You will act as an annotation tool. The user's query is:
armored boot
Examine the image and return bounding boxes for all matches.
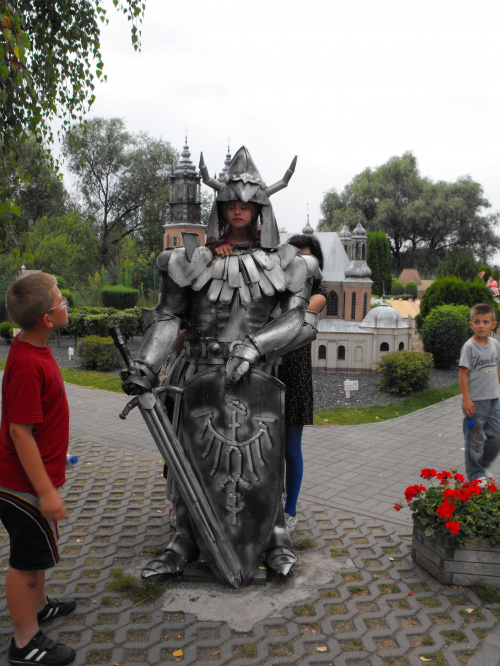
[265,511,297,577]
[141,503,199,580]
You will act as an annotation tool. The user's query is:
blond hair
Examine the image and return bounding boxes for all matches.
[7,273,57,330]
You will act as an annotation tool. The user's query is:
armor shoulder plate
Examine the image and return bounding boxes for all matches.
[161,246,214,289]
[299,253,320,279]
[157,248,175,272]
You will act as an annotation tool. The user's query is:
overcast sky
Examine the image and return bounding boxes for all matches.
[75,0,500,242]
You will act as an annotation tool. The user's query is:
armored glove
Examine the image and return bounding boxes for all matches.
[120,364,157,396]
[225,339,260,386]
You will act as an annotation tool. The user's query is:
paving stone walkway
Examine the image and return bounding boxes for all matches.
[0,381,500,665]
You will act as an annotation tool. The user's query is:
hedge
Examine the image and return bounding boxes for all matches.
[64,307,145,341]
[101,285,139,309]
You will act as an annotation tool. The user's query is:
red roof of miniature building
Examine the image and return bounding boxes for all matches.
[398,269,422,285]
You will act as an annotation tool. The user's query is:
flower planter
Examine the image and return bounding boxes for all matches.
[412,519,500,586]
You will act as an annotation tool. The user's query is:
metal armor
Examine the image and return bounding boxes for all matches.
[118,147,321,587]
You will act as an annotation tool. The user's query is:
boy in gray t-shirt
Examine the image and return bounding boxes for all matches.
[459,303,500,482]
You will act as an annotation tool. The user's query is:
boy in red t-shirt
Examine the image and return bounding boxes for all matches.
[0,273,76,666]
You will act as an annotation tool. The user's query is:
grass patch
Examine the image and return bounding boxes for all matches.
[471,580,500,603]
[292,604,316,617]
[106,570,165,604]
[0,360,124,392]
[60,367,122,392]
[442,630,466,643]
[85,650,113,664]
[0,360,460,425]
[293,538,316,550]
[313,382,460,425]
[233,644,257,659]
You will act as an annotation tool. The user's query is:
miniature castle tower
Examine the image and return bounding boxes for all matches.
[339,224,352,259]
[164,137,205,249]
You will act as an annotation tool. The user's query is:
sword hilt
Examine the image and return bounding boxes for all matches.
[109,325,137,373]
[119,396,139,419]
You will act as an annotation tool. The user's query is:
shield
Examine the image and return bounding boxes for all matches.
[182,365,285,585]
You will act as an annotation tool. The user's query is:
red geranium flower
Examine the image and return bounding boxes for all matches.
[420,468,437,479]
[437,471,452,479]
[453,473,465,482]
[445,520,461,534]
[442,488,459,501]
[404,484,426,502]
[393,503,403,511]
[436,501,455,519]
[489,482,498,493]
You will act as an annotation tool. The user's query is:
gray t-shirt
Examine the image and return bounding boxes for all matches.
[459,337,500,401]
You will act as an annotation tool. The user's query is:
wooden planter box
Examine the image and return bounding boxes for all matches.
[412,519,500,586]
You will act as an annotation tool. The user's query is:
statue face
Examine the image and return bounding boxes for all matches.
[224,201,253,230]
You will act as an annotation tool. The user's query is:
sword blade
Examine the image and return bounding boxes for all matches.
[137,393,242,588]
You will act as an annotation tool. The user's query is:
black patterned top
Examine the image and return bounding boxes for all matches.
[279,280,327,425]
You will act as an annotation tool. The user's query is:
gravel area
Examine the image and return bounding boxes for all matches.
[0,334,459,409]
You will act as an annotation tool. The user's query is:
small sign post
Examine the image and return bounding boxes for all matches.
[344,380,359,399]
[68,346,74,361]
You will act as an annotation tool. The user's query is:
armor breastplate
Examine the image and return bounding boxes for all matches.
[159,243,320,362]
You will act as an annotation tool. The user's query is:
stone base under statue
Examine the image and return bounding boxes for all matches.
[178,558,268,586]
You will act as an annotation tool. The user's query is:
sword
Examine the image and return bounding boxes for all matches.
[109,326,242,588]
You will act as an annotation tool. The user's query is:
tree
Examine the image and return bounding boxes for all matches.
[62,117,177,269]
[318,152,500,268]
[3,137,67,241]
[23,212,100,287]
[366,231,392,295]
[436,247,478,282]
[0,0,145,235]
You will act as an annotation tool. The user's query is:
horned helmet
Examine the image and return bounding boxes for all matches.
[200,146,297,249]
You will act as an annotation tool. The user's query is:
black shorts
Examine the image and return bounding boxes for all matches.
[0,490,60,570]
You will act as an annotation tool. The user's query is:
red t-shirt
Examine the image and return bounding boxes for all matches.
[0,334,69,494]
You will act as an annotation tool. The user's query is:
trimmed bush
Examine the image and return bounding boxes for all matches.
[418,276,498,330]
[76,335,122,371]
[60,289,75,308]
[405,281,418,300]
[65,307,144,340]
[392,278,404,295]
[421,304,470,369]
[0,321,13,343]
[377,351,433,395]
[101,285,139,309]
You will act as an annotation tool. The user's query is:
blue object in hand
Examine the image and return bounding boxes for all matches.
[466,417,475,430]
[66,454,78,468]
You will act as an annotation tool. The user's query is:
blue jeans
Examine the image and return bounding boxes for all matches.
[463,398,500,480]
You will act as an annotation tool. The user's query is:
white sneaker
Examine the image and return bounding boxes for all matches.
[476,476,489,488]
[285,513,298,533]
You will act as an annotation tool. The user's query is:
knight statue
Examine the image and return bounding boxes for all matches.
[115,146,322,588]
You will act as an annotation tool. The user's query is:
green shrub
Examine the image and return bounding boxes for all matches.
[392,278,404,295]
[405,281,418,299]
[421,304,470,369]
[53,275,66,289]
[377,351,433,395]
[101,285,139,309]
[60,289,75,308]
[0,321,13,343]
[76,336,122,371]
[418,276,498,330]
[65,307,144,340]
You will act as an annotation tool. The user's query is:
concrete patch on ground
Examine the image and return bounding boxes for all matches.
[159,551,354,632]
